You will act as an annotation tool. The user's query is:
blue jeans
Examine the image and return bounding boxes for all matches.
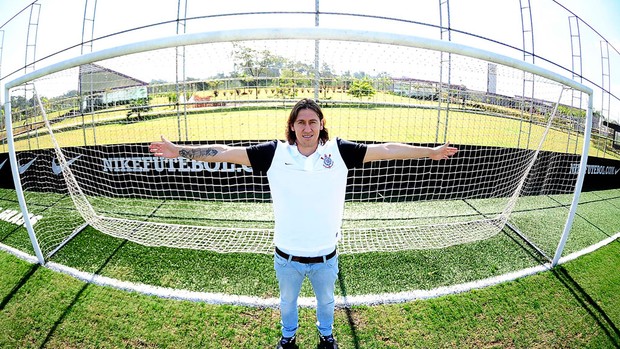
[274,252,339,338]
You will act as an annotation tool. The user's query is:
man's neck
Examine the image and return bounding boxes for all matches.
[295,142,319,157]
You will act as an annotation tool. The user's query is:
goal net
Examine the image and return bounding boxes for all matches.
[3,29,592,260]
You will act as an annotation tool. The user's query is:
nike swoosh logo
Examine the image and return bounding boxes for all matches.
[284,162,293,165]
[52,155,82,175]
[0,159,7,170]
[18,157,38,174]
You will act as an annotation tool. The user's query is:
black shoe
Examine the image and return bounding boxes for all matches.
[276,335,297,349]
[318,334,338,349]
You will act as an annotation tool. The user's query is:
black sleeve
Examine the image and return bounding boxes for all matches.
[336,138,367,169]
[246,140,278,173]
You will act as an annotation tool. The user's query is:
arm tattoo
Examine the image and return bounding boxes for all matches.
[179,147,219,160]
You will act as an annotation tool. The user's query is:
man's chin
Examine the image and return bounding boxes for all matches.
[300,138,317,145]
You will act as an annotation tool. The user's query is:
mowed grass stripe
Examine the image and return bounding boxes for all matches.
[11,104,606,159]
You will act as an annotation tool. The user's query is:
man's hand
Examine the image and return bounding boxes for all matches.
[429,142,458,160]
[149,136,179,158]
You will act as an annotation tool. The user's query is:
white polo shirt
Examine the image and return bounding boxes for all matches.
[247,138,367,256]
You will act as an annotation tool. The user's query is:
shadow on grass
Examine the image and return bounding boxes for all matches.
[552,265,620,348]
[337,269,361,349]
[0,225,25,244]
[0,263,40,311]
[575,212,617,240]
[38,238,129,349]
[501,226,551,264]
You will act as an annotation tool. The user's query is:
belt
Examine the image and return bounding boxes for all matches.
[275,247,337,264]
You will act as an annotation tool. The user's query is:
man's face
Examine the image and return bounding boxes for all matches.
[291,109,323,149]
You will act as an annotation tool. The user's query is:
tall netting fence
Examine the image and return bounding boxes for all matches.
[4,30,592,260]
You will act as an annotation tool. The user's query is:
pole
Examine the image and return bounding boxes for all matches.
[4,87,45,264]
[552,91,593,266]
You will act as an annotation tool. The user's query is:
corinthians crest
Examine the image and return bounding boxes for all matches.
[321,153,334,168]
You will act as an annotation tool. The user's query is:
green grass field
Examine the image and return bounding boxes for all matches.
[0,188,618,347]
[1,96,619,347]
[0,149,618,347]
[0,187,616,296]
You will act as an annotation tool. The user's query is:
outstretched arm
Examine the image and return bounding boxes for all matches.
[363,142,458,163]
[149,136,251,166]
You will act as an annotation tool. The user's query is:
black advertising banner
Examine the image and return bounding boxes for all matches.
[0,142,618,201]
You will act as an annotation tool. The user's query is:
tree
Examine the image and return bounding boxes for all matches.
[319,62,336,99]
[10,95,29,121]
[61,90,79,98]
[375,72,393,92]
[348,77,376,99]
[278,69,298,98]
[231,44,328,97]
[232,45,284,96]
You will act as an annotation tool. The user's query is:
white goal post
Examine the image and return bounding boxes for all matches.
[3,28,592,265]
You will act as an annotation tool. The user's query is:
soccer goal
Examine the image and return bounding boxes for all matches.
[3,28,592,265]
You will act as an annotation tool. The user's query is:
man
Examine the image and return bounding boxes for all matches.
[149,98,458,349]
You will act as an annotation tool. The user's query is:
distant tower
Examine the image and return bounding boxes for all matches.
[487,63,497,105]
[487,63,497,94]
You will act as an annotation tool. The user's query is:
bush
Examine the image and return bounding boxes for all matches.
[348,77,376,99]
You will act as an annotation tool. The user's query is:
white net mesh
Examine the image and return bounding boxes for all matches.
[6,35,590,256]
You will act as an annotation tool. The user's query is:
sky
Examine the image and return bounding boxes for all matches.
[1,0,619,123]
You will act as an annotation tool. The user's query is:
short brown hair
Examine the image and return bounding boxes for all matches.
[286,98,329,145]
